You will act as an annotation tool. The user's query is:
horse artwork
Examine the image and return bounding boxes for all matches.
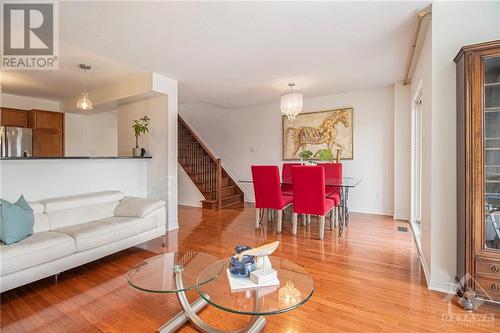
[282,108,353,160]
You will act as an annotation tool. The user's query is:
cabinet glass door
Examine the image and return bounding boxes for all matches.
[484,55,500,249]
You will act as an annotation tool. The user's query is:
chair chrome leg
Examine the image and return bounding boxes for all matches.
[319,215,325,240]
[292,213,298,235]
[329,209,334,230]
[277,210,283,233]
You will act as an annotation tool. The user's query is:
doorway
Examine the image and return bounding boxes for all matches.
[411,91,423,241]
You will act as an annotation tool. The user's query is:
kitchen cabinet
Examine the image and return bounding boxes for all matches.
[28,109,64,156]
[1,108,27,127]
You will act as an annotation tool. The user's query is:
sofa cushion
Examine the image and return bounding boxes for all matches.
[55,216,158,252]
[43,191,124,212]
[0,231,75,276]
[0,195,34,245]
[29,201,50,233]
[46,201,120,230]
[114,197,166,218]
[43,191,124,230]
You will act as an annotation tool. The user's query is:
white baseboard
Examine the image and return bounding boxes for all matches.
[178,201,202,208]
[393,214,410,221]
[429,279,458,294]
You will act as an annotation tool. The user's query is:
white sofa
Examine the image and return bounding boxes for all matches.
[0,191,166,292]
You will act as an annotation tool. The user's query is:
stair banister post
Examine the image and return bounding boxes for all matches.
[216,159,222,210]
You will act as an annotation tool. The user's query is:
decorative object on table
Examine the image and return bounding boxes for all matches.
[336,148,342,163]
[0,195,34,245]
[315,148,334,162]
[233,241,279,270]
[76,64,93,111]
[229,245,256,278]
[280,82,303,121]
[132,115,150,157]
[283,108,353,160]
[250,267,278,285]
[298,150,313,165]
[278,281,302,307]
[226,269,279,290]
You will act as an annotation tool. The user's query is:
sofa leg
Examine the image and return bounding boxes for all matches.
[255,209,261,229]
[292,213,298,235]
[54,273,59,284]
[330,209,334,230]
[277,210,283,233]
[319,215,325,240]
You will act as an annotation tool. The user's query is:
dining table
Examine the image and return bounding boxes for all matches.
[240,176,363,236]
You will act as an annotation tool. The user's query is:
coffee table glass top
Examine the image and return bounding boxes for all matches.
[196,257,314,316]
[127,252,218,293]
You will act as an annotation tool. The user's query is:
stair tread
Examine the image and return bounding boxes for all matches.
[201,185,237,193]
[221,201,245,208]
[222,193,243,200]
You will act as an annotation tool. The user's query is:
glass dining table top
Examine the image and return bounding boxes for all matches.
[281,176,362,187]
[127,252,219,293]
[196,257,315,316]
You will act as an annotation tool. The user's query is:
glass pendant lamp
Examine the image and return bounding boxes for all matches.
[281,82,303,120]
[76,64,93,110]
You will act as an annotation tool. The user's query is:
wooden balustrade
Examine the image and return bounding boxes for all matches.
[178,115,243,210]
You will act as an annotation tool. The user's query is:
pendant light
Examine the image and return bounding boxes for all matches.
[280,82,303,120]
[76,64,93,110]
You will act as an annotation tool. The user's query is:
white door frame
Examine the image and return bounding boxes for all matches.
[410,84,423,229]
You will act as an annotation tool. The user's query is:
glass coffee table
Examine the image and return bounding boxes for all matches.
[127,252,314,333]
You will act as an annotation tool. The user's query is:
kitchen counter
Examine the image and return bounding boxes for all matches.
[0,156,152,160]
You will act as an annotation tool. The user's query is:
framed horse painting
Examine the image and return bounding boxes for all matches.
[282,108,354,160]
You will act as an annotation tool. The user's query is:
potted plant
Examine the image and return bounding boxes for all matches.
[298,150,314,165]
[132,115,150,157]
[315,149,334,162]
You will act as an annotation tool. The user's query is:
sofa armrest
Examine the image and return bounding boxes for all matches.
[114,197,165,218]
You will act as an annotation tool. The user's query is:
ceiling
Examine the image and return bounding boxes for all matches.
[1,1,428,108]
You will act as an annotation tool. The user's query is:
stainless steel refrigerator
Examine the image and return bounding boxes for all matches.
[0,126,32,157]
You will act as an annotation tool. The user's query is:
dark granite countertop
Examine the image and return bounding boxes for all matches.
[0,156,152,160]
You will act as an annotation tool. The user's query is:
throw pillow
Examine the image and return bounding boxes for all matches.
[0,195,34,245]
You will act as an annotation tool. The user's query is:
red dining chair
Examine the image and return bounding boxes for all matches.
[251,166,293,232]
[321,163,342,197]
[281,163,301,196]
[291,166,336,240]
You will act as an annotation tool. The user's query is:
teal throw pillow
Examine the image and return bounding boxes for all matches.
[0,195,34,245]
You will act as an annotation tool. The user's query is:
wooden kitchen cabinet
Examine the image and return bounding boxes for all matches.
[28,109,64,156]
[0,108,27,127]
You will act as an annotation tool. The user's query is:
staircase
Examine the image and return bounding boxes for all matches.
[178,115,244,210]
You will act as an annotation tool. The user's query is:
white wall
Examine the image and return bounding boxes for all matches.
[408,1,500,293]
[117,91,178,230]
[178,165,204,207]
[427,1,500,292]
[1,93,59,111]
[0,159,148,202]
[180,86,395,215]
[410,23,433,285]
[393,82,411,221]
[65,111,118,156]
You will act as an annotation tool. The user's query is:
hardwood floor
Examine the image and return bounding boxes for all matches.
[1,204,499,332]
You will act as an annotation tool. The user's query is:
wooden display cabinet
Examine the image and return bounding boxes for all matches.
[456,40,500,305]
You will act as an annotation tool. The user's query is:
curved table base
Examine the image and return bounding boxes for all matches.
[158,272,266,333]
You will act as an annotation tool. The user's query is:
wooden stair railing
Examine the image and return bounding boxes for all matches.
[178,115,244,210]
